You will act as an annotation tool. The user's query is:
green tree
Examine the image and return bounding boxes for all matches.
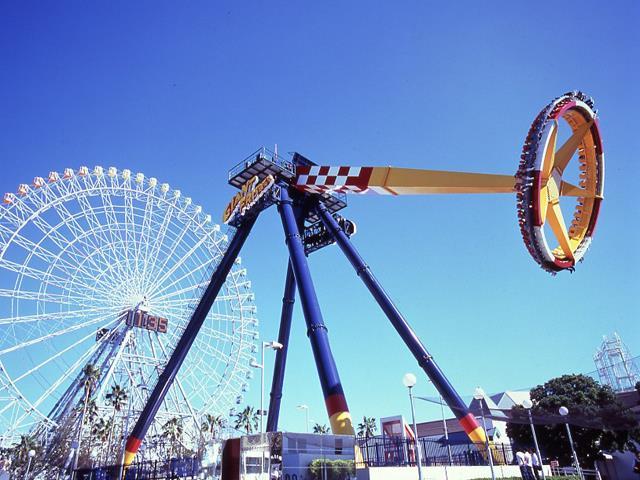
[162,417,184,458]
[202,413,225,442]
[506,374,639,467]
[14,434,37,463]
[357,416,377,438]
[92,417,113,462]
[313,423,330,434]
[75,363,101,468]
[7,435,41,479]
[105,384,128,460]
[234,406,259,434]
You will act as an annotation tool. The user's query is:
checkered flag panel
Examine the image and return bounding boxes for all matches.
[294,166,374,194]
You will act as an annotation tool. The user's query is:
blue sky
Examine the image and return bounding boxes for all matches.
[1,1,638,433]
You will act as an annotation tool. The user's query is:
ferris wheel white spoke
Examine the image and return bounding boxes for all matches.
[0,288,94,307]
[10,328,103,384]
[146,211,200,289]
[0,258,102,301]
[149,255,215,300]
[151,276,210,302]
[195,338,241,367]
[144,214,207,293]
[0,226,114,297]
[199,328,238,345]
[3,200,109,285]
[11,327,111,427]
[122,185,142,281]
[146,234,210,296]
[0,310,120,357]
[94,330,132,400]
[36,191,118,277]
[0,305,115,326]
[141,195,179,293]
[96,180,137,282]
[155,335,200,431]
[74,191,130,283]
[139,186,157,285]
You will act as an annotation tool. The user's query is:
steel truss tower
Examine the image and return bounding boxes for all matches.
[594,333,639,392]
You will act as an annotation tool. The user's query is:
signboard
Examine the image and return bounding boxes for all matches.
[126,310,168,333]
[223,175,275,224]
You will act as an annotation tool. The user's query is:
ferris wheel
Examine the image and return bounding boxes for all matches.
[0,166,258,447]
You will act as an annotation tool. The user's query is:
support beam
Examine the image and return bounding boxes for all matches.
[277,186,354,435]
[265,263,296,432]
[315,201,486,446]
[123,218,257,466]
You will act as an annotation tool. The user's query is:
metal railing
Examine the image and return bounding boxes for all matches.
[228,147,296,181]
[75,457,206,480]
[355,436,515,468]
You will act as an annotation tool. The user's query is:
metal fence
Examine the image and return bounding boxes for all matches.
[356,436,515,468]
[74,457,208,480]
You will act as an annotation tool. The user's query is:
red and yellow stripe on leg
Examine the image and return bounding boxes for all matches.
[459,413,487,445]
[124,436,142,467]
[326,393,355,435]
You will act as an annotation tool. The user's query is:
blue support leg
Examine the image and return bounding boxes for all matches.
[315,201,486,445]
[265,262,296,432]
[124,218,257,465]
[277,187,354,435]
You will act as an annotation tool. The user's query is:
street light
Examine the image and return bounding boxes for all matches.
[402,373,423,480]
[250,340,284,433]
[559,406,583,480]
[473,387,496,480]
[521,399,546,480]
[297,404,310,433]
[24,449,35,480]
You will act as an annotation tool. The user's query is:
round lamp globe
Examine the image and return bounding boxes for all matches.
[402,373,417,388]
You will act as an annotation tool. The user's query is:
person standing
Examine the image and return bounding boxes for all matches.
[531,450,542,480]
[524,449,535,480]
[516,450,527,479]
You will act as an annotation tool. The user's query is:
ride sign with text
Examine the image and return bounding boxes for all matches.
[223,174,275,224]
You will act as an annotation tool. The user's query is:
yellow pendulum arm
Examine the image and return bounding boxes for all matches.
[363,166,592,198]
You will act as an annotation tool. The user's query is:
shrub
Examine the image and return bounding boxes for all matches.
[309,458,355,480]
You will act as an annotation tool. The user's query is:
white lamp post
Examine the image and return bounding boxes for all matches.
[402,373,423,480]
[473,387,496,480]
[24,449,35,480]
[559,406,583,480]
[297,405,310,433]
[250,340,283,433]
[522,399,545,480]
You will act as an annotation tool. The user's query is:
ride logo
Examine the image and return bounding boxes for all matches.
[223,174,275,224]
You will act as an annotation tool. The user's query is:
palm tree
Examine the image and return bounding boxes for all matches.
[83,399,100,424]
[74,363,100,470]
[162,417,184,458]
[91,417,112,462]
[312,423,330,434]
[81,364,101,402]
[357,416,377,438]
[105,384,128,458]
[201,413,225,442]
[14,435,37,463]
[234,406,259,434]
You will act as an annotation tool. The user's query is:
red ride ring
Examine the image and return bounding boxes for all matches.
[516,91,604,273]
